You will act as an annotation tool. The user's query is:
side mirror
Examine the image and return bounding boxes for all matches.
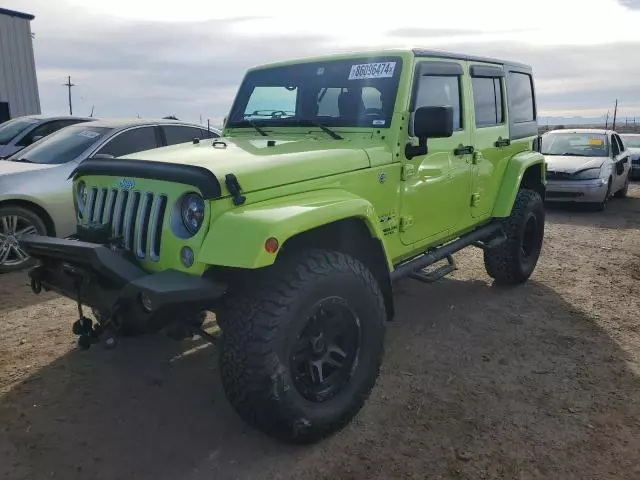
[406,106,454,159]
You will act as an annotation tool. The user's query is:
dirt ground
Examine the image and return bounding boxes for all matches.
[1,184,639,480]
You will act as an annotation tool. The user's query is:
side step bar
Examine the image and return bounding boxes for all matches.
[409,255,457,283]
[390,221,504,282]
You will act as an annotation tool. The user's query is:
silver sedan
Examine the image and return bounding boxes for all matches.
[0,118,220,273]
[542,128,632,210]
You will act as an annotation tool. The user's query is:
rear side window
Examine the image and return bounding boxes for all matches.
[414,76,462,130]
[507,72,535,123]
[163,125,209,146]
[96,127,159,157]
[471,77,504,127]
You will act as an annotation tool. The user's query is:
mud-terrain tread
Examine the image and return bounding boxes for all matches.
[483,188,544,285]
[219,249,386,444]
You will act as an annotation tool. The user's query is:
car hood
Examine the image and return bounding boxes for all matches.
[119,136,374,195]
[543,155,606,173]
[0,160,58,176]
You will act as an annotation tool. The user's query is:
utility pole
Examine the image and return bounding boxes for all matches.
[612,99,618,130]
[207,118,210,133]
[605,111,609,129]
[63,76,75,115]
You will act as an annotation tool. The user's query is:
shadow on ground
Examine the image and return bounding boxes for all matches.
[0,271,56,315]
[1,277,639,480]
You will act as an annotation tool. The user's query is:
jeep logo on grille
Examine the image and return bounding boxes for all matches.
[119,178,135,190]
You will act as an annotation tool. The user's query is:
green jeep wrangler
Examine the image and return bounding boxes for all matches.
[21,48,546,444]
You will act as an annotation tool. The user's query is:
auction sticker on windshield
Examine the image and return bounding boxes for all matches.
[77,130,100,139]
[348,62,396,80]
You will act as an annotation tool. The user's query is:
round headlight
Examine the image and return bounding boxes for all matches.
[76,181,88,217]
[180,193,205,235]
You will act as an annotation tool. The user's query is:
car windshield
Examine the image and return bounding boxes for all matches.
[9,125,113,164]
[541,132,609,157]
[620,135,640,148]
[226,56,403,130]
[0,117,40,145]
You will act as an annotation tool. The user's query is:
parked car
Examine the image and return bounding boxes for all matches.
[619,133,640,179]
[0,115,95,159]
[542,128,631,210]
[0,118,220,272]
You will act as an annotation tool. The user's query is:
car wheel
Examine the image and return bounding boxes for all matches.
[219,249,386,444]
[593,179,612,211]
[0,206,47,274]
[614,173,630,198]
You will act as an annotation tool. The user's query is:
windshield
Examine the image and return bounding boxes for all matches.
[541,132,609,157]
[0,117,40,145]
[620,135,640,148]
[9,125,113,164]
[226,56,403,130]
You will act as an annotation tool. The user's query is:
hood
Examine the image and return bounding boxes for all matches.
[543,155,606,173]
[120,137,374,194]
[0,160,58,176]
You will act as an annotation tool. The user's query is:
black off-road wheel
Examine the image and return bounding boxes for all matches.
[483,188,545,285]
[218,249,386,444]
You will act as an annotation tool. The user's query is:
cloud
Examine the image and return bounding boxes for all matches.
[618,0,640,9]
[6,0,640,122]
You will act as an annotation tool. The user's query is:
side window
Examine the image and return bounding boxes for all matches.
[414,75,462,130]
[615,134,625,153]
[507,72,535,123]
[200,128,219,139]
[611,135,620,156]
[95,127,158,158]
[17,121,65,146]
[163,125,207,146]
[471,77,504,127]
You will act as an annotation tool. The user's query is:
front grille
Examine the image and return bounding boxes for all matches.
[546,170,573,180]
[83,187,168,261]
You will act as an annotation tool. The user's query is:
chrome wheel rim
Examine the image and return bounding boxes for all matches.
[0,215,38,267]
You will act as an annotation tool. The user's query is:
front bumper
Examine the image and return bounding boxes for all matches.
[20,235,226,330]
[544,178,608,203]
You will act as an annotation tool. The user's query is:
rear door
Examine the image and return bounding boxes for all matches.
[611,133,630,190]
[468,63,510,219]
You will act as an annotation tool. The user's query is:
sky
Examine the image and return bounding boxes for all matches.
[4,0,640,126]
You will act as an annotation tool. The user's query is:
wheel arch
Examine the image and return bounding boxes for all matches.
[0,198,56,236]
[492,151,546,217]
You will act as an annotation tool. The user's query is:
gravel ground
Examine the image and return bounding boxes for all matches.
[1,183,639,480]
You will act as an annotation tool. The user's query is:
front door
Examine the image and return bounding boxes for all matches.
[400,59,473,246]
[468,63,511,219]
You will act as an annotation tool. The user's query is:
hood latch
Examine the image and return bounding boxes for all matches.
[225,173,246,206]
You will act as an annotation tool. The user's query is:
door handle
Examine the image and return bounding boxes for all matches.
[454,145,474,156]
[494,138,511,148]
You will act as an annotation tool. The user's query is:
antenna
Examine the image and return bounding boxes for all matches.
[89,105,94,117]
[63,76,75,115]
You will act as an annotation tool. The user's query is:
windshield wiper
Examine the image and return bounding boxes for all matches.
[245,119,268,137]
[294,118,343,140]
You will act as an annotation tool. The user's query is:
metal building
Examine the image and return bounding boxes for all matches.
[0,7,40,122]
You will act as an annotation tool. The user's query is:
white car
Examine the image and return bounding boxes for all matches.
[541,128,631,210]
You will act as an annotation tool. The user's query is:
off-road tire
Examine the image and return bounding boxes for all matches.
[219,249,386,444]
[614,174,630,198]
[0,205,47,274]
[483,188,544,285]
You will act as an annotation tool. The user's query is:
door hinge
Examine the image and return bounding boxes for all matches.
[471,193,481,207]
[401,163,415,180]
[400,215,413,231]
